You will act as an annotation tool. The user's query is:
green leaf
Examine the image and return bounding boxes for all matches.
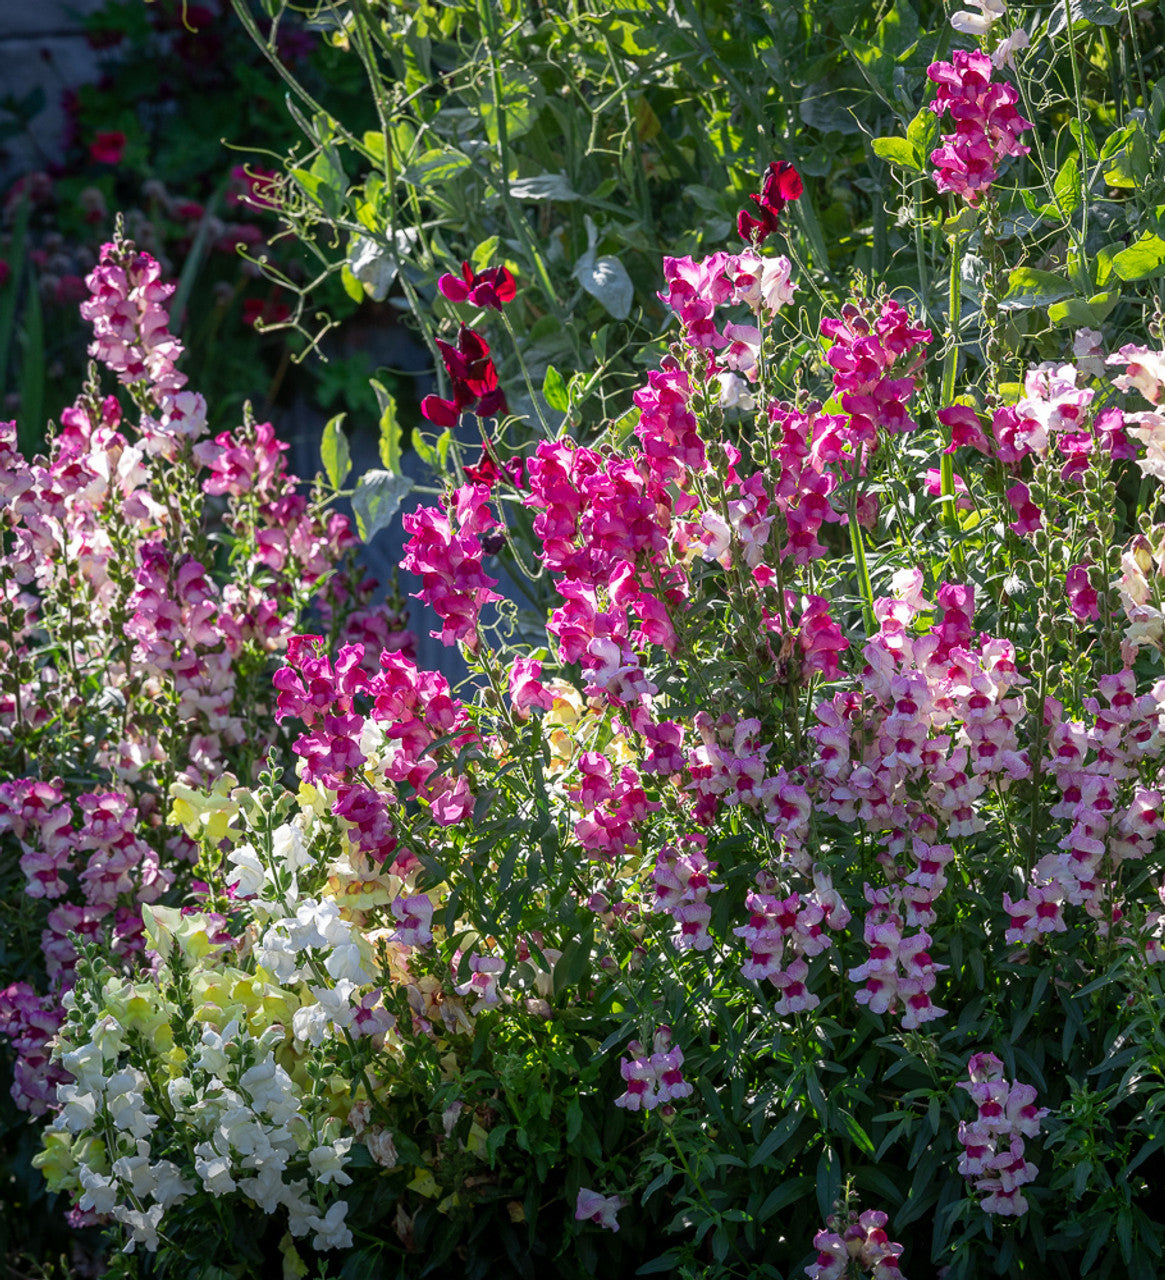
[1047,290,1119,326]
[757,1177,811,1220]
[362,130,386,163]
[565,1098,583,1143]
[507,173,578,202]
[471,235,500,271]
[481,69,542,145]
[553,932,592,997]
[999,267,1074,310]
[351,469,414,542]
[340,264,364,303]
[542,365,569,413]
[871,136,920,171]
[1112,234,1165,281]
[320,414,351,490]
[1053,153,1081,217]
[906,108,939,167]
[1103,125,1150,188]
[750,1110,803,1167]
[835,1108,876,1157]
[400,148,471,188]
[816,1147,841,1221]
[371,380,404,474]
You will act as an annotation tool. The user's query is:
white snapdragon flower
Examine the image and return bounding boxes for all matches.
[114,1203,165,1253]
[324,938,372,985]
[714,370,755,412]
[167,1076,193,1110]
[78,1167,119,1215]
[272,822,311,875]
[225,842,266,898]
[291,1001,330,1048]
[56,1083,98,1133]
[951,0,1005,36]
[292,981,358,1047]
[216,1109,270,1159]
[308,1137,353,1186]
[240,1057,299,1122]
[282,1178,315,1238]
[308,1201,354,1251]
[194,1141,237,1195]
[195,1021,238,1076]
[150,1161,195,1209]
[60,1042,106,1092]
[256,922,303,983]
[113,1140,157,1199]
[106,1070,157,1139]
[238,1163,286,1213]
[992,26,1029,68]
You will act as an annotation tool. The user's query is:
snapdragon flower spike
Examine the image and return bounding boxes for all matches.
[821,300,932,451]
[956,1053,1048,1215]
[400,483,503,648]
[437,261,517,311]
[651,834,723,951]
[420,324,508,427]
[805,1207,905,1280]
[80,239,187,401]
[614,1026,693,1111]
[927,49,1032,205]
[737,160,803,245]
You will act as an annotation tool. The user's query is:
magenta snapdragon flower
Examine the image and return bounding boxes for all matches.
[437,261,517,311]
[927,49,1031,204]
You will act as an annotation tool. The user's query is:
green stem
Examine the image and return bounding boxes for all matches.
[848,498,877,638]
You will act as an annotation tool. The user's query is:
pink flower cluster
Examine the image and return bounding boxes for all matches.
[1005,670,1164,941]
[763,591,850,683]
[0,239,412,1117]
[990,364,1135,541]
[80,238,187,400]
[614,1025,693,1111]
[0,781,175,1113]
[805,1208,905,1280]
[927,49,1032,204]
[400,483,502,648]
[658,248,795,370]
[734,872,850,1014]
[810,574,1032,1026]
[273,639,477,837]
[956,1052,1048,1216]
[650,833,723,951]
[847,894,948,1030]
[525,439,685,705]
[820,300,932,450]
[570,752,657,862]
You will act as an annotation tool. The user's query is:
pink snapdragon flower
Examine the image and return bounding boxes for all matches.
[575,1188,624,1231]
[927,49,1031,204]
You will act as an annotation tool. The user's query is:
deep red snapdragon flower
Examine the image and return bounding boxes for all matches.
[737,161,803,245]
[421,323,508,426]
[437,261,517,311]
[89,131,126,165]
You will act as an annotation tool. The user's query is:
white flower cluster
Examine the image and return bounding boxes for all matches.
[255,897,377,1046]
[53,1011,354,1254]
[226,820,313,910]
